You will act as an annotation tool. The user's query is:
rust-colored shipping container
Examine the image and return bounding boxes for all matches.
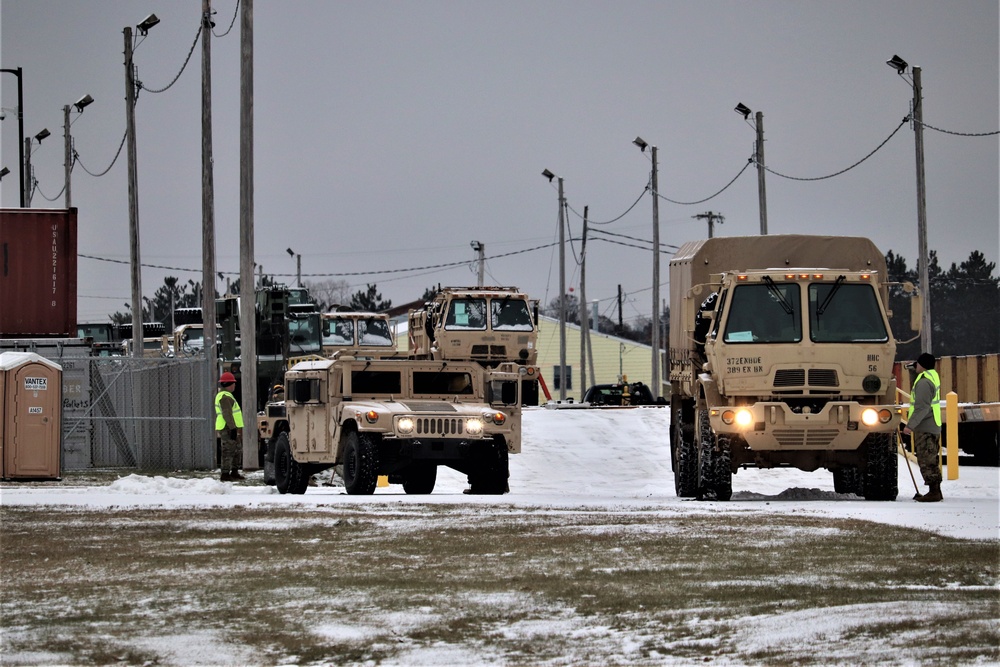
[0,207,78,337]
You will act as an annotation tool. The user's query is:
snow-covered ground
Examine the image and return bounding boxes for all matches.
[3,407,997,540]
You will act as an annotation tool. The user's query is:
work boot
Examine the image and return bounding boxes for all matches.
[913,491,925,501]
[220,471,235,482]
[230,470,246,481]
[916,483,942,503]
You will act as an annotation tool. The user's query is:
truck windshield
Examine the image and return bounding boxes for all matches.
[289,314,321,354]
[492,298,534,331]
[445,298,487,331]
[359,318,394,346]
[322,317,355,346]
[809,283,888,342]
[723,283,802,343]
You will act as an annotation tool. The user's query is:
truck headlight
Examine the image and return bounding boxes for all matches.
[861,408,879,426]
[466,418,484,435]
[735,409,753,427]
[397,417,415,434]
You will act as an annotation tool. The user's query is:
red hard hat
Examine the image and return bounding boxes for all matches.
[219,372,237,385]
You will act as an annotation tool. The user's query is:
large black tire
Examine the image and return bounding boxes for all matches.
[672,401,698,497]
[274,431,308,495]
[469,436,509,495]
[862,432,898,501]
[343,431,379,495]
[832,467,862,495]
[402,463,437,494]
[697,409,733,501]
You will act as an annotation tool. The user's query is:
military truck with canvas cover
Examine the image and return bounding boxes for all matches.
[669,235,920,501]
[271,355,525,495]
[408,286,541,404]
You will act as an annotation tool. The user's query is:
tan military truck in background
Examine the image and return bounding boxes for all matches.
[669,235,921,501]
[408,286,541,404]
[320,310,396,359]
[270,355,527,495]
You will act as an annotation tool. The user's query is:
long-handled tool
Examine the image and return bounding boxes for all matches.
[897,429,921,499]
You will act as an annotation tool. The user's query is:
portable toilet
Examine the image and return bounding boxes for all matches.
[0,352,62,480]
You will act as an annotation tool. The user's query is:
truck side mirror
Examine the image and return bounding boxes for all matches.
[501,380,517,405]
[908,289,922,333]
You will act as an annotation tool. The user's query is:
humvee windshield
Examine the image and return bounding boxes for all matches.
[413,371,474,394]
[809,283,888,343]
[492,298,533,331]
[445,299,487,330]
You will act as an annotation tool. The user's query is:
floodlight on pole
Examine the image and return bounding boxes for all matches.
[137,14,160,35]
[34,128,50,142]
[633,137,661,398]
[0,166,9,180]
[73,94,94,112]
[542,168,567,400]
[886,53,932,354]
[65,93,94,207]
[733,102,768,235]
[286,247,301,287]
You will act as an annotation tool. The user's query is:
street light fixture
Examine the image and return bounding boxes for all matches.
[0,166,9,180]
[886,53,932,354]
[633,136,661,399]
[734,102,768,235]
[542,168,567,401]
[124,14,159,357]
[137,14,160,35]
[65,93,94,207]
[1,66,26,206]
[33,128,50,143]
[286,247,301,287]
[23,127,50,206]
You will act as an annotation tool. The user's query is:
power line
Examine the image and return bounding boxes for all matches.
[75,129,127,177]
[138,22,202,94]
[212,0,241,38]
[655,158,753,205]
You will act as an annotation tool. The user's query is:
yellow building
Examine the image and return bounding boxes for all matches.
[535,315,655,402]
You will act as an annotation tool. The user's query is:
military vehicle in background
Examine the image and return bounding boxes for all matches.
[320,309,396,358]
[408,286,541,405]
[116,322,168,357]
[217,285,322,413]
[669,235,921,501]
[271,355,526,495]
[77,322,123,356]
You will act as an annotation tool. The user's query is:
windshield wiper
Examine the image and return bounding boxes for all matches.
[817,275,846,316]
[762,276,795,315]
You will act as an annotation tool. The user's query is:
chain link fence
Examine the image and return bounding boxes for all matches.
[2,340,215,471]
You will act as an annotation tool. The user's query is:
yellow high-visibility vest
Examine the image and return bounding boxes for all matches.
[908,369,942,427]
[215,390,244,430]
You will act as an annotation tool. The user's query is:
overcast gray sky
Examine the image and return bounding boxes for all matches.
[3,0,997,325]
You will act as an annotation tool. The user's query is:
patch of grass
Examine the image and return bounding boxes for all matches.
[1,504,997,666]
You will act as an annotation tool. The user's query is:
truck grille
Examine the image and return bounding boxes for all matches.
[416,417,465,436]
[773,369,840,388]
[471,344,507,358]
[773,429,840,447]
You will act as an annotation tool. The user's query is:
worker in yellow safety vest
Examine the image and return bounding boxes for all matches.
[902,353,942,502]
[215,371,244,482]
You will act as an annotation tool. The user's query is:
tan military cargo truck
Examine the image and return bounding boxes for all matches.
[270,355,526,495]
[669,235,921,501]
[408,286,541,404]
[320,310,396,358]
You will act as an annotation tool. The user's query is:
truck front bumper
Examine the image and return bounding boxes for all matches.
[710,401,902,451]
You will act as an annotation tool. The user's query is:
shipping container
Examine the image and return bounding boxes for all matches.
[0,208,78,337]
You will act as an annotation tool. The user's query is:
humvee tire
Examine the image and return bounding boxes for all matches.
[469,436,509,494]
[343,431,379,495]
[833,467,862,495]
[274,431,308,495]
[862,432,898,501]
[402,463,437,494]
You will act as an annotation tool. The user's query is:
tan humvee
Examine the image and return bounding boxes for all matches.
[266,355,526,495]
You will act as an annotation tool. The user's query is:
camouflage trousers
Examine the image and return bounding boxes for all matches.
[218,431,240,472]
[912,430,942,486]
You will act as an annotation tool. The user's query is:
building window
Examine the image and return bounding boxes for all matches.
[553,365,572,391]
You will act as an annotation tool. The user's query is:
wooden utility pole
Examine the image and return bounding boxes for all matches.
[912,66,932,353]
[650,145,661,399]
[471,241,485,286]
[754,111,768,235]
[124,26,143,358]
[239,0,257,467]
[557,177,566,401]
[201,0,219,448]
[579,207,588,400]
[693,211,725,239]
